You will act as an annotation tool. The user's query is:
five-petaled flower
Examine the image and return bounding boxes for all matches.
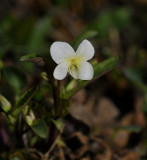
[50,39,95,80]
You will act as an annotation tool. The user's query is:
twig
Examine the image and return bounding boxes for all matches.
[45,134,60,158]
[45,125,64,158]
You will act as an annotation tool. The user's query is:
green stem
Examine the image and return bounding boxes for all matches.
[15,113,24,148]
[55,80,61,117]
[46,80,61,154]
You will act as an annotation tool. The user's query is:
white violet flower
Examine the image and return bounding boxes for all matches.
[50,39,95,80]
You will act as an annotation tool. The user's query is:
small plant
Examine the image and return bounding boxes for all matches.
[0,38,120,159]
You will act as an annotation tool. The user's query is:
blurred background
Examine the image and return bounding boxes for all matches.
[0,0,147,159]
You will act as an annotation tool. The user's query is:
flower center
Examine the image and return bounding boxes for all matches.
[70,59,78,71]
[66,55,84,78]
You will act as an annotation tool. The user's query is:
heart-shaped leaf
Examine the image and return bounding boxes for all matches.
[31,119,48,138]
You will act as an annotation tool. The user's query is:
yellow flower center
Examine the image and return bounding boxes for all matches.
[66,55,84,78]
[67,55,83,71]
[70,59,78,72]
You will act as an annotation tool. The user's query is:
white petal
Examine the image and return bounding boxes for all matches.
[76,39,94,61]
[53,62,68,80]
[68,68,78,79]
[78,62,94,80]
[50,42,75,64]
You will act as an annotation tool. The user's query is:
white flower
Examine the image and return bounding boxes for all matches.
[50,39,95,80]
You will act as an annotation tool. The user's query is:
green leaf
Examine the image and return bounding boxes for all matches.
[114,125,142,133]
[124,68,142,83]
[64,57,120,98]
[124,68,147,93]
[28,16,52,52]
[13,86,38,115]
[31,119,48,138]
[72,30,98,50]
[3,66,27,93]
[8,115,16,124]
[20,54,45,66]
[15,86,38,108]
[93,57,120,78]
[20,54,55,79]
[52,118,64,130]
[0,94,11,112]
[20,53,37,61]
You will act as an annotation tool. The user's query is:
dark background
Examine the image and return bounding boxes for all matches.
[0,0,147,159]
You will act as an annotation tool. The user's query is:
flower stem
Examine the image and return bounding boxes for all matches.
[46,80,61,154]
[55,80,61,117]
